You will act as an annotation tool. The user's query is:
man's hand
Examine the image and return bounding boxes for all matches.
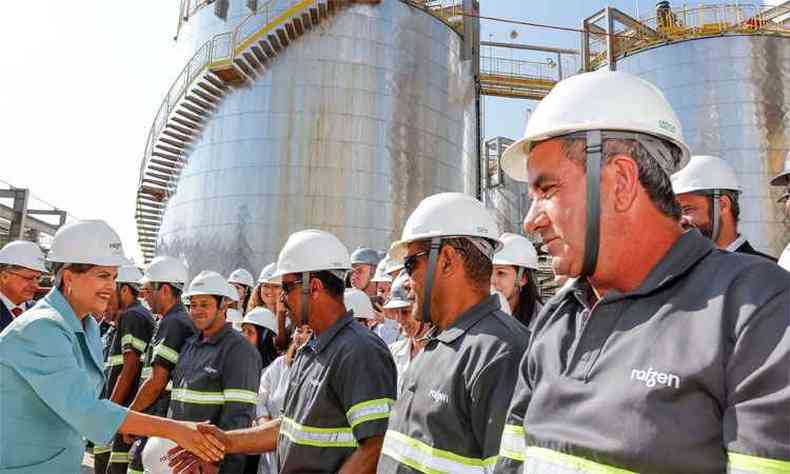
[171,422,225,463]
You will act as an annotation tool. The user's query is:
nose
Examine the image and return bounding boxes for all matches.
[523,199,548,234]
[679,215,693,230]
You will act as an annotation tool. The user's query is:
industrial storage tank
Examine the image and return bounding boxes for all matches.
[586,3,790,256]
[135,0,477,272]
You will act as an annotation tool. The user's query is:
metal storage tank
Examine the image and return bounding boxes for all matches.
[137,0,477,273]
[585,4,790,256]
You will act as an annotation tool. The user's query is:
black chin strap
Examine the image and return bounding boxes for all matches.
[711,191,721,243]
[300,271,310,327]
[421,238,442,324]
[582,130,602,277]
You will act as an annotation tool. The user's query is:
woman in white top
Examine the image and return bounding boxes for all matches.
[254,325,313,474]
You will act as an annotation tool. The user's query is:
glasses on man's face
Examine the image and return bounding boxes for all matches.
[4,270,42,285]
[403,251,429,276]
[281,279,303,295]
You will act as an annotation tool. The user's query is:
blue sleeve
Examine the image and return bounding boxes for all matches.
[2,317,129,445]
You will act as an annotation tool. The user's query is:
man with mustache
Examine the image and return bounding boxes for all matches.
[493,70,790,473]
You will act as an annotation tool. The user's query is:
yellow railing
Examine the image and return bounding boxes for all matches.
[405,0,465,32]
[588,3,790,70]
[139,0,318,190]
[480,56,558,83]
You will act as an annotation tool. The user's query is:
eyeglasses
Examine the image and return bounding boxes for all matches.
[3,270,43,284]
[281,279,303,295]
[403,251,429,276]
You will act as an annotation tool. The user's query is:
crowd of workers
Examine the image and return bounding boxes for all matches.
[0,69,789,474]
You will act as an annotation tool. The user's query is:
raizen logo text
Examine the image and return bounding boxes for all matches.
[429,389,449,404]
[630,367,680,389]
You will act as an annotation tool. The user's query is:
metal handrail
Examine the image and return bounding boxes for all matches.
[480,56,558,83]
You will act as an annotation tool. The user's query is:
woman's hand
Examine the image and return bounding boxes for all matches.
[171,421,225,463]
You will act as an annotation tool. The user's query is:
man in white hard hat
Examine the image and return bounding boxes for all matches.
[165,271,262,473]
[126,256,196,474]
[169,230,397,474]
[770,150,790,271]
[0,240,47,332]
[94,264,156,474]
[350,247,382,298]
[671,155,775,260]
[490,233,543,328]
[377,192,529,474]
[494,70,790,473]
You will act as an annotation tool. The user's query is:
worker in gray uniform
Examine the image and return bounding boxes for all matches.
[126,256,195,474]
[162,271,261,473]
[494,70,790,473]
[376,192,530,474]
[96,264,155,474]
[770,149,790,271]
[168,229,397,474]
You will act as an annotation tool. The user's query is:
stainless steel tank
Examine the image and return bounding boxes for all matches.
[154,0,477,274]
[482,136,530,234]
[616,34,790,256]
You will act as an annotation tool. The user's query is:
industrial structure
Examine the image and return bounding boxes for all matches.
[135,0,790,270]
[0,185,67,250]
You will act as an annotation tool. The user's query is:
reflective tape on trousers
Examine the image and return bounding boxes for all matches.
[108,451,129,464]
[346,398,394,428]
[279,417,358,448]
[728,452,790,474]
[499,424,526,462]
[381,429,497,474]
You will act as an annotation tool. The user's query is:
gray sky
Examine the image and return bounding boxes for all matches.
[1,1,778,263]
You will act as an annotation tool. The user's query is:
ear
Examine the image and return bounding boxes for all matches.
[719,194,732,216]
[606,154,640,212]
[310,277,323,299]
[439,245,459,276]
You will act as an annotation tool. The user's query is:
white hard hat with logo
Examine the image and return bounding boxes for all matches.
[144,256,188,288]
[141,436,177,474]
[116,264,144,285]
[0,240,47,273]
[228,268,255,288]
[499,70,689,277]
[383,272,413,310]
[671,155,741,195]
[257,262,281,285]
[47,220,127,267]
[344,288,376,319]
[243,307,278,333]
[183,270,239,302]
[493,233,539,270]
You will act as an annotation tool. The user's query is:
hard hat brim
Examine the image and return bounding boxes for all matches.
[383,300,412,310]
[770,171,790,187]
[46,254,127,267]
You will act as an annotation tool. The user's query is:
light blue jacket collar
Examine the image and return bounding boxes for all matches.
[40,288,104,371]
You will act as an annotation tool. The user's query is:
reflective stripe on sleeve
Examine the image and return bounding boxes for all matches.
[153,343,179,364]
[498,424,526,462]
[127,469,144,474]
[346,398,394,428]
[279,417,358,448]
[93,444,112,455]
[381,429,497,474]
[171,388,225,405]
[121,334,148,353]
[524,447,636,474]
[223,388,258,404]
[108,451,129,464]
[728,452,790,474]
[105,355,124,369]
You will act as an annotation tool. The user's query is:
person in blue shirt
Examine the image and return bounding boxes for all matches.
[0,220,224,473]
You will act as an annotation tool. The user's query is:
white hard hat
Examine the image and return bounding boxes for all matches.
[141,436,177,474]
[228,268,255,288]
[226,308,244,331]
[242,307,277,333]
[769,149,790,187]
[257,262,281,285]
[273,229,351,279]
[183,270,239,301]
[116,264,144,285]
[501,70,690,182]
[389,193,501,260]
[144,256,188,287]
[0,240,47,273]
[370,259,394,283]
[493,233,539,270]
[350,248,381,266]
[47,220,126,267]
[344,288,376,319]
[383,272,413,310]
[671,155,741,195]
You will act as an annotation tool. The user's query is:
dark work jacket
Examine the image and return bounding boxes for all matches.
[734,239,777,262]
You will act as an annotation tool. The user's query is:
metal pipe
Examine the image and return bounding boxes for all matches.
[480,41,578,55]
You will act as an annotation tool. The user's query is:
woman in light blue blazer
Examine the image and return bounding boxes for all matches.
[0,220,223,473]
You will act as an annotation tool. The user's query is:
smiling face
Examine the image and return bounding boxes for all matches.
[523,138,589,278]
[189,294,224,332]
[65,265,118,316]
[676,193,714,239]
[260,283,280,310]
[0,266,42,304]
[491,265,520,299]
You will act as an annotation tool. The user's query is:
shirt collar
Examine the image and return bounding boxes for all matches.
[725,234,747,253]
[312,311,354,354]
[197,322,234,346]
[42,287,99,335]
[164,302,188,319]
[434,295,500,344]
[0,290,21,313]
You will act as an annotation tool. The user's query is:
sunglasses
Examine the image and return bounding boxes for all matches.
[403,251,429,276]
[281,279,304,295]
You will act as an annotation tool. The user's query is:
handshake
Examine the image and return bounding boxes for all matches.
[165,422,229,474]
